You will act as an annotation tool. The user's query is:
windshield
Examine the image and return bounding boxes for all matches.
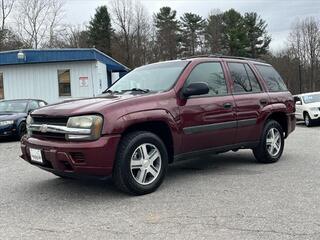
[0,100,28,113]
[108,61,190,93]
[303,94,320,104]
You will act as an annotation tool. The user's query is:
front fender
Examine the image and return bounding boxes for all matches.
[117,109,181,154]
[16,117,26,127]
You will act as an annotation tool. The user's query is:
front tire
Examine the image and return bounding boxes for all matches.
[113,131,168,195]
[253,120,284,163]
[17,122,27,140]
[304,113,313,127]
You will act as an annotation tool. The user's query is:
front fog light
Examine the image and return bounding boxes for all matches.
[66,115,103,141]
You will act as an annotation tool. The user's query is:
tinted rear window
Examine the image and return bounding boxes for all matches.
[255,65,287,92]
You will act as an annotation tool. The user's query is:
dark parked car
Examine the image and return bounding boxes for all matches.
[21,56,296,195]
[0,99,47,139]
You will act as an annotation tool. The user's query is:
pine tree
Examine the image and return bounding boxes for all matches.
[88,6,113,55]
[244,12,271,58]
[154,7,180,60]
[180,13,206,56]
[221,9,248,56]
[205,10,223,54]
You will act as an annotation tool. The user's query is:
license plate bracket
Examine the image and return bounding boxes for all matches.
[29,148,43,164]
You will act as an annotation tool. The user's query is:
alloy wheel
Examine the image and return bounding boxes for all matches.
[266,128,281,157]
[130,143,162,185]
[305,114,310,126]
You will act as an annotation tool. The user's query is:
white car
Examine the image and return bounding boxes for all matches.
[294,92,320,127]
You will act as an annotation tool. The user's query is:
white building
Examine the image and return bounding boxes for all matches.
[0,48,129,103]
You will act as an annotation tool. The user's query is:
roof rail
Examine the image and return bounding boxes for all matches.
[181,54,266,63]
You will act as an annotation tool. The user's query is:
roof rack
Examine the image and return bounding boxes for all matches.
[181,54,266,63]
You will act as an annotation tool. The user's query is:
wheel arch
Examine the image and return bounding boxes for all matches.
[303,111,310,118]
[266,111,288,137]
[119,114,176,164]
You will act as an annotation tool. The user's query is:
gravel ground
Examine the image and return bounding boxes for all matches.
[1,123,320,240]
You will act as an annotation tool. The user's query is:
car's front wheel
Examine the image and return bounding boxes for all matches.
[17,122,27,140]
[253,120,284,163]
[304,113,313,127]
[113,131,168,195]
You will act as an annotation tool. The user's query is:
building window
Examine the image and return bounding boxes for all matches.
[0,73,4,99]
[58,70,71,96]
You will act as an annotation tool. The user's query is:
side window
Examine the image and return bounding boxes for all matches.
[0,73,4,99]
[28,101,39,111]
[38,101,47,107]
[244,65,262,92]
[228,63,262,93]
[58,69,71,96]
[185,62,228,97]
[255,65,287,92]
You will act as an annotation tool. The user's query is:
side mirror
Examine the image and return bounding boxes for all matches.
[295,101,302,105]
[182,82,209,98]
[28,109,35,114]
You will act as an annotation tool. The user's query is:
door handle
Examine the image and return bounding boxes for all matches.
[260,99,268,105]
[223,102,233,109]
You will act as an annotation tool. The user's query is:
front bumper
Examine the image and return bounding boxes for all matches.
[309,112,320,120]
[0,124,17,137]
[20,135,121,177]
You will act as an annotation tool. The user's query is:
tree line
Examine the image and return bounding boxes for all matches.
[1,0,320,93]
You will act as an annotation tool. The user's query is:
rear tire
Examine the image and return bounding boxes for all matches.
[253,120,284,163]
[112,131,168,195]
[304,113,313,127]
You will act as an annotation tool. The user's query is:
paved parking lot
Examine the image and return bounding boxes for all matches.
[1,124,320,240]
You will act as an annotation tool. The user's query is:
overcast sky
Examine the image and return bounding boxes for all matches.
[65,0,320,52]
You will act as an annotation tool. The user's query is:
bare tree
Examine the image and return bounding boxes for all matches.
[131,1,152,66]
[111,0,134,66]
[0,0,16,30]
[64,24,90,48]
[16,0,65,49]
[47,0,65,47]
[288,17,320,91]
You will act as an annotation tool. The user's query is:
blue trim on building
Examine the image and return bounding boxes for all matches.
[0,48,129,72]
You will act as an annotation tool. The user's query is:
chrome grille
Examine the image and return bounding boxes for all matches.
[33,116,68,126]
[30,116,69,139]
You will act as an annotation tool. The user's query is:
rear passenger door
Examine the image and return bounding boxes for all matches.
[179,61,237,153]
[226,62,270,143]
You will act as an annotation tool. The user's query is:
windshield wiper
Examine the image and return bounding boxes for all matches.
[102,89,119,94]
[121,88,150,93]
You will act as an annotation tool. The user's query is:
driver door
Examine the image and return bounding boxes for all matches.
[179,61,236,153]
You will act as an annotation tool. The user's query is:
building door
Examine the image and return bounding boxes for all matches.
[0,73,4,99]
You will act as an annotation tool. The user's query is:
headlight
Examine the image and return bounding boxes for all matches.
[66,115,103,141]
[26,115,33,125]
[0,120,14,126]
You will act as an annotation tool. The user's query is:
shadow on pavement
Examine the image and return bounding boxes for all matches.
[25,151,259,200]
[0,137,19,143]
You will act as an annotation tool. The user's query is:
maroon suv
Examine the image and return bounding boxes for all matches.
[20,56,296,195]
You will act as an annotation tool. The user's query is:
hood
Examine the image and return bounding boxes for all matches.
[305,102,320,108]
[0,112,27,121]
[31,94,142,116]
